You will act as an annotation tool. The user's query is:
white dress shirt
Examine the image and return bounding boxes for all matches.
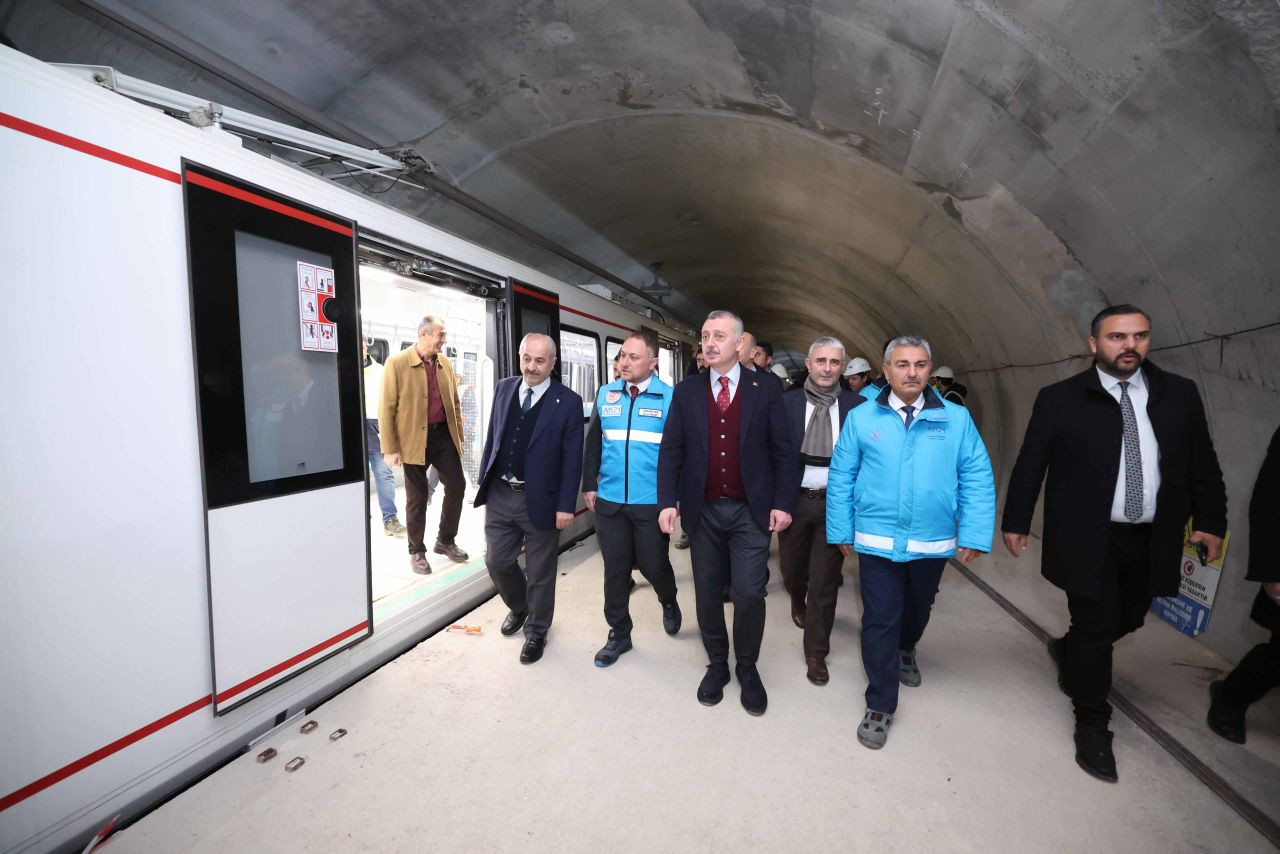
[708,362,742,406]
[887,391,923,425]
[518,374,552,408]
[800,401,840,489]
[1097,367,1160,523]
[626,374,653,395]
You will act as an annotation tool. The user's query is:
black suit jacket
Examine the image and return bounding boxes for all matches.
[1002,361,1227,599]
[474,377,584,532]
[1248,426,1280,631]
[658,369,799,535]
[783,386,864,477]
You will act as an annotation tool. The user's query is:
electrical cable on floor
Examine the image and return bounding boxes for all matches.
[949,558,1280,848]
[964,319,1280,374]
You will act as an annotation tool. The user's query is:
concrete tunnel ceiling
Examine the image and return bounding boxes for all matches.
[6,0,1280,650]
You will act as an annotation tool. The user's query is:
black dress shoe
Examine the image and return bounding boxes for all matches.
[1074,726,1118,782]
[594,631,633,667]
[662,600,682,636]
[500,610,528,637]
[806,655,829,686]
[1048,636,1068,696]
[434,540,470,562]
[1208,680,1247,744]
[519,636,546,664]
[735,663,768,716]
[410,552,432,575]
[697,663,731,706]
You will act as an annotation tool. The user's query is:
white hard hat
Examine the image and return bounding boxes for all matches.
[844,357,871,376]
[770,363,789,380]
[934,365,955,379]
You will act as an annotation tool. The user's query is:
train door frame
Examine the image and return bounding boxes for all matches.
[182,160,372,715]
[504,279,561,377]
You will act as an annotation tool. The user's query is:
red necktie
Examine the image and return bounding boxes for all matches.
[717,376,730,413]
[629,384,639,401]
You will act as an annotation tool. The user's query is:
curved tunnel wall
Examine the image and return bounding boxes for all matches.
[450,106,1280,662]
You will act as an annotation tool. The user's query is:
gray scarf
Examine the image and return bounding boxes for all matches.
[801,375,839,467]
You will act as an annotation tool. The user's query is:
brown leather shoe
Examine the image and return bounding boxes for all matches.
[791,602,806,629]
[410,552,432,575]
[434,540,470,562]
[806,656,829,686]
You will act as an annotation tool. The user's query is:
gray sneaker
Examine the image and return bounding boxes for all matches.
[899,648,921,687]
[858,709,893,750]
[384,517,406,537]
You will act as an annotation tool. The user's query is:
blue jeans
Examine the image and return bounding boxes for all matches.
[858,552,946,714]
[368,450,398,523]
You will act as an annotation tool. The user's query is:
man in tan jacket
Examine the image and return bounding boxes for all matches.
[380,315,470,574]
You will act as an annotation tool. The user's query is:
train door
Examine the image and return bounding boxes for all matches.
[183,162,371,714]
[505,279,560,376]
[357,264,496,619]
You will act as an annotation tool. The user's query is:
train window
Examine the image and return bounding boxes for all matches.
[659,344,676,385]
[605,337,623,381]
[559,326,600,419]
[400,340,413,351]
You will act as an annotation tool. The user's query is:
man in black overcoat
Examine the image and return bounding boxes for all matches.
[1001,305,1227,782]
[1208,424,1280,743]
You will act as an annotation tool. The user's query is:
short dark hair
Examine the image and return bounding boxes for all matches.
[1090,304,1151,338]
[757,340,774,358]
[625,330,659,359]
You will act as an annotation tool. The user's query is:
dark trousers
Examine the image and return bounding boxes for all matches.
[1063,523,1153,727]
[859,552,946,714]
[689,498,771,666]
[596,499,678,637]
[483,480,561,639]
[404,423,465,554]
[1222,631,1280,708]
[778,490,846,658]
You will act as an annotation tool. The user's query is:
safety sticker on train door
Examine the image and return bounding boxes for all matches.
[298,262,337,352]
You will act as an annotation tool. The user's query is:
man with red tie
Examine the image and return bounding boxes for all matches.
[659,310,799,716]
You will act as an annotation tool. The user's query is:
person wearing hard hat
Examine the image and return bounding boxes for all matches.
[932,366,967,406]
[844,356,873,394]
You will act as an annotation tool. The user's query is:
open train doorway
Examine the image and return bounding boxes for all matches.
[358,263,496,623]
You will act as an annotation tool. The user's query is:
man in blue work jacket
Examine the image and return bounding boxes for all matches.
[828,335,995,750]
[582,331,682,666]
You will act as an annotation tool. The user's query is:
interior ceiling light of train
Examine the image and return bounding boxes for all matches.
[6,1,1278,440]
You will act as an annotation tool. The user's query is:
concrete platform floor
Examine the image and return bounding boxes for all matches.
[105,538,1276,852]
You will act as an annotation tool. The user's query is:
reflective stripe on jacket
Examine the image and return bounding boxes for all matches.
[826,385,995,562]
[594,377,673,504]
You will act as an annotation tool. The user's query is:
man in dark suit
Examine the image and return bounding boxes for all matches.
[1208,424,1280,743]
[659,310,799,715]
[1002,305,1227,782]
[474,333,584,665]
[780,337,864,685]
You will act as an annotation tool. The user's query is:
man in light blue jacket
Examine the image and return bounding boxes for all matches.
[828,335,995,750]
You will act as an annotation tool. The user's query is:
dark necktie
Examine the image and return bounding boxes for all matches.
[902,404,915,430]
[1118,381,1143,521]
[716,376,730,413]
[522,388,533,414]
[629,384,639,401]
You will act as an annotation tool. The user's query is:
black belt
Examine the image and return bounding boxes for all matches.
[1110,521,1150,531]
[799,488,826,499]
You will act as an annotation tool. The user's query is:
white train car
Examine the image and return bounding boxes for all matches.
[0,47,692,853]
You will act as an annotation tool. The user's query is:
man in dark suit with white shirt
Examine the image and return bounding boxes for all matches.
[474,333,584,665]
[780,337,864,685]
[1002,305,1227,782]
[659,310,799,715]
